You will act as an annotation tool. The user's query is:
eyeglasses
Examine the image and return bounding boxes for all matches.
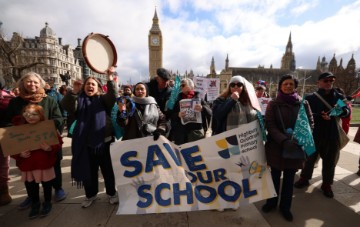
[323,79,335,83]
[180,84,186,88]
[230,82,244,88]
[23,112,39,118]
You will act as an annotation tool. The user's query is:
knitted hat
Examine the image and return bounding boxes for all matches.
[123,85,132,90]
[229,75,246,85]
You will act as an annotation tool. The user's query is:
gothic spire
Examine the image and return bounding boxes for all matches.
[150,8,161,32]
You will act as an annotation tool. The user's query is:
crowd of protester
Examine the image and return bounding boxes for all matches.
[0,69,358,222]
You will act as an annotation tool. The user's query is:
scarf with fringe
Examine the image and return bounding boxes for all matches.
[19,88,47,103]
[71,93,106,185]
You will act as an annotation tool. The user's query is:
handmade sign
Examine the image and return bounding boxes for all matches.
[0,120,59,156]
[193,77,220,102]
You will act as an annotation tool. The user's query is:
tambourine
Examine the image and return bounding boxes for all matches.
[82,33,117,74]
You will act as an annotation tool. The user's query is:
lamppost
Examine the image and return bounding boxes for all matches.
[301,71,312,97]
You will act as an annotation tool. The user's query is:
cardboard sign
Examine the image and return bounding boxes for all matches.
[0,120,59,156]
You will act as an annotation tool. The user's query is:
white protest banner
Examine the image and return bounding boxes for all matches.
[110,120,276,215]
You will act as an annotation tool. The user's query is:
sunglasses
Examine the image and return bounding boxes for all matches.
[323,79,335,83]
[180,84,186,88]
[230,82,244,88]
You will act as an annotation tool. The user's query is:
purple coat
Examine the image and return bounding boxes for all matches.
[264,96,314,170]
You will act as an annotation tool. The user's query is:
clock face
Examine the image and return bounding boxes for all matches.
[151,37,159,45]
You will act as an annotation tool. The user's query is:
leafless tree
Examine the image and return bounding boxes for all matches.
[334,66,358,96]
[0,30,44,84]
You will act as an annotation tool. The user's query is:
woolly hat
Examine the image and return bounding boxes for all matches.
[229,75,261,111]
[229,75,246,85]
[123,85,132,90]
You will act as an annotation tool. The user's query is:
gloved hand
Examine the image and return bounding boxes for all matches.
[282,139,299,152]
[153,129,165,141]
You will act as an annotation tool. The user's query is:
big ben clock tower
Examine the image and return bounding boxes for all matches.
[148,9,163,79]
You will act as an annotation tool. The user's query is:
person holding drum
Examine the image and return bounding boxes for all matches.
[61,67,119,208]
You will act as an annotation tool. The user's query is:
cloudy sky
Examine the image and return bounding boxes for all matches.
[1,0,360,84]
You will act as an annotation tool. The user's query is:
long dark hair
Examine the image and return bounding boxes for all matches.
[219,85,251,105]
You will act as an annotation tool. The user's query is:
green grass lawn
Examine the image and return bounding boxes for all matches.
[351,105,360,123]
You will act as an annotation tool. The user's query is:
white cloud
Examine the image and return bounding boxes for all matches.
[1,0,360,84]
[291,0,319,16]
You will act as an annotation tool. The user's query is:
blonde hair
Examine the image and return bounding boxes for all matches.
[181,78,194,90]
[17,72,46,95]
[18,72,46,88]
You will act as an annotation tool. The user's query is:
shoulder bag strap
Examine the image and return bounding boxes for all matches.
[314,92,341,124]
[276,105,286,134]
[313,92,332,110]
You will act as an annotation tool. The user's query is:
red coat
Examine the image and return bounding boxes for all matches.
[341,103,352,134]
[11,134,63,171]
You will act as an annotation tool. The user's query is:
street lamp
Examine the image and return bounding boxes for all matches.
[301,71,311,97]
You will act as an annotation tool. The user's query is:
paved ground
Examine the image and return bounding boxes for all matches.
[1,127,360,227]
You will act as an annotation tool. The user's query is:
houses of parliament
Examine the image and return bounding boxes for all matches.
[1,9,358,96]
[148,10,358,96]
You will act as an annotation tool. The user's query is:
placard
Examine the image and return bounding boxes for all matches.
[0,120,59,156]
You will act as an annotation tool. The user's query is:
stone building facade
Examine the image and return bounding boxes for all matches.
[211,33,358,97]
[0,23,82,88]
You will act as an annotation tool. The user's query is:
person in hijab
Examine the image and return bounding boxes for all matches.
[116,82,168,140]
